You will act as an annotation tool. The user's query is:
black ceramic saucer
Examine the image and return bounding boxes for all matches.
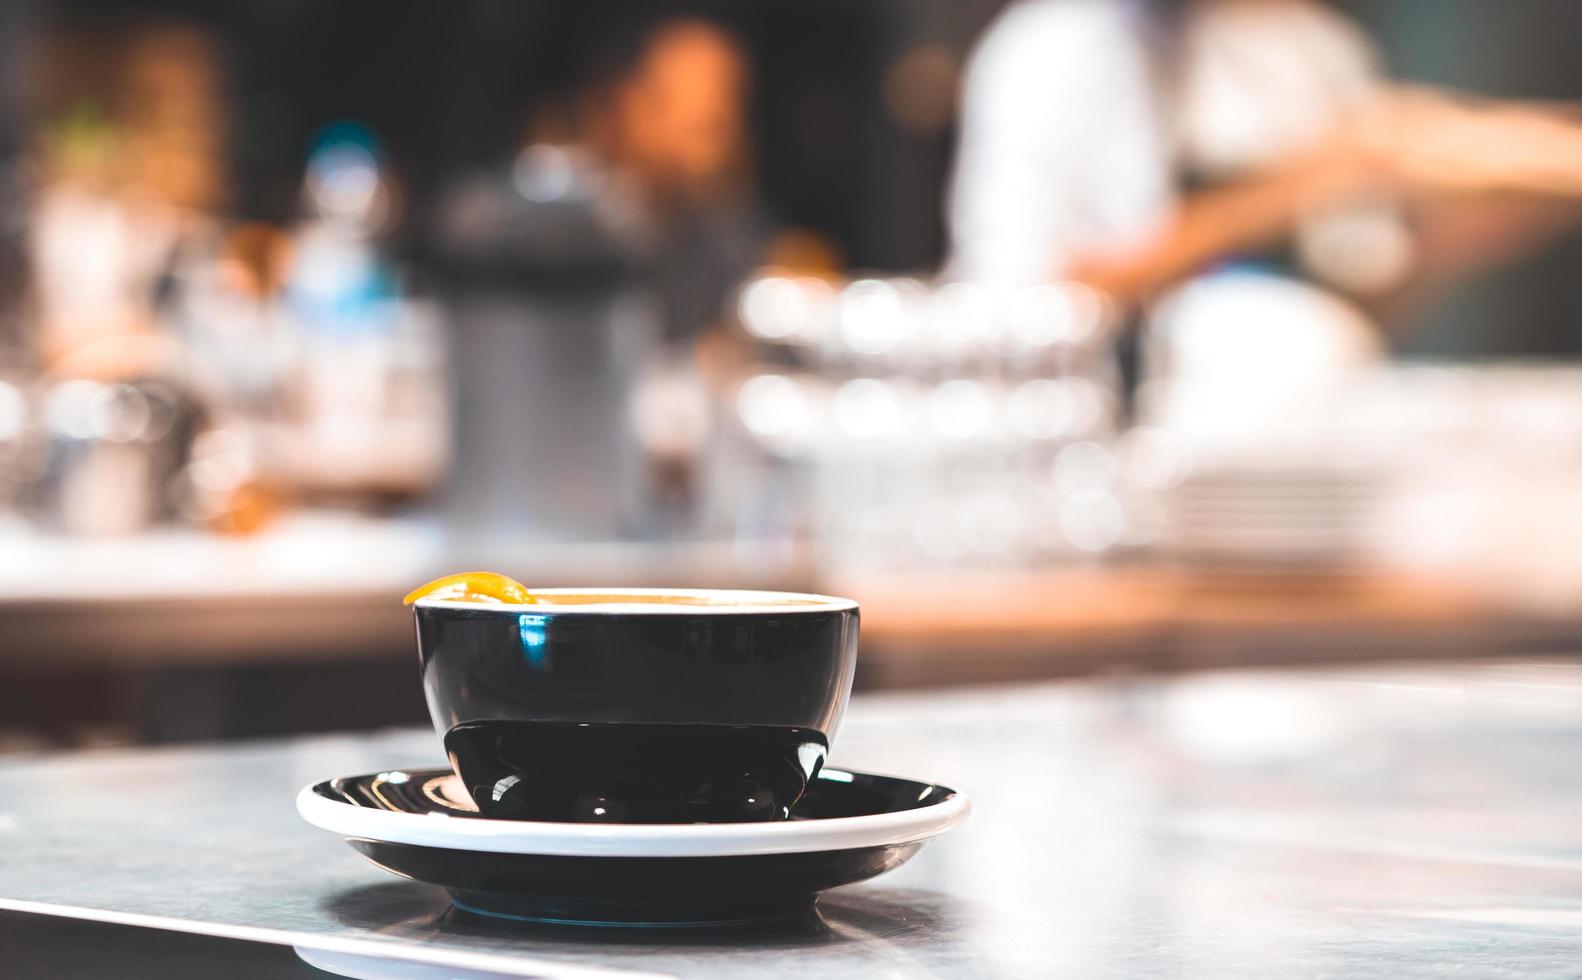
[298,767,968,927]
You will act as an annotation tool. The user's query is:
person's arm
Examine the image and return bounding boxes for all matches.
[1066,138,1388,305]
[1384,91,1582,198]
[1367,190,1582,331]
[1349,91,1582,329]
[1071,90,1582,311]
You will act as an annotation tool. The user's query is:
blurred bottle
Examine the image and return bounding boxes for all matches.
[290,126,399,460]
[280,125,447,502]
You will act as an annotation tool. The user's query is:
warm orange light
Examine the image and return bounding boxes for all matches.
[403,572,536,606]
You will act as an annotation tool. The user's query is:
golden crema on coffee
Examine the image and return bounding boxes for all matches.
[403,573,843,609]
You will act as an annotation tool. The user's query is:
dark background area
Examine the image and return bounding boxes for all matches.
[13,0,1582,353]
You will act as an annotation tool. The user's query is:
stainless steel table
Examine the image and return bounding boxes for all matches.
[4,661,1582,978]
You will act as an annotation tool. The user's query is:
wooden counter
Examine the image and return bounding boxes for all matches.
[4,520,1580,686]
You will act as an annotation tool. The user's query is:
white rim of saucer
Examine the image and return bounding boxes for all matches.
[412,587,858,616]
[296,768,969,858]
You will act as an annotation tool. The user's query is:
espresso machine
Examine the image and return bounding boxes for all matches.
[428,145,660,546]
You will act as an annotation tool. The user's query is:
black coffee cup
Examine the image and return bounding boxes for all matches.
[413,589,859,823]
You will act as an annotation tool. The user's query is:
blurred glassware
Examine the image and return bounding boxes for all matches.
[36,378,192,536]
[723,273,1126,570]
[174,421,283,536]
[0,377,41,527]
[629,345,715,536]
[173,223,295,417]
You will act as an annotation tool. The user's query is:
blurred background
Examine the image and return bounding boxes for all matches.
[7,0,1582,749]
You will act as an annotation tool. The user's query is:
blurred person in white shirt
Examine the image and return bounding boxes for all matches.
[948,0,1582,446]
